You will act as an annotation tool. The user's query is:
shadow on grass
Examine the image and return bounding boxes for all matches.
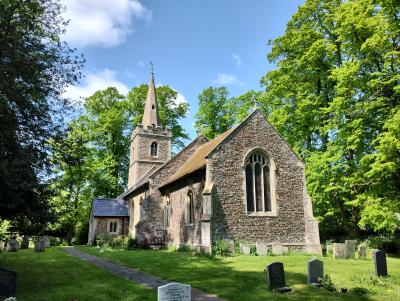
[78,247,373,301]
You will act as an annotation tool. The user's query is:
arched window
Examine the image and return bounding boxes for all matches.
[245,151,272,213]
[163,193,171,229]
[187,191,194,225]
[151,141,157,157]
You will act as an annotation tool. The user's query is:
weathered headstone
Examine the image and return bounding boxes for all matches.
[271,242,284,255]
[282,246,289,254]
[264,262,291,293]
[241,245,250,255]
[372,250,388,277]
[43,236,50,248]
[345,240,355,259]
[333,243,346,259]
[20,236,29,249]
[358,245,366,259]
[0,267,16,300]
[326,244,333,256]
[158,282,191,301]
[256,243,269,256]
[6,240,18,252]
[307,258,323,285]
[34,240,45,252]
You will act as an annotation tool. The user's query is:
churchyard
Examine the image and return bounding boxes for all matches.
[1,240,400,300]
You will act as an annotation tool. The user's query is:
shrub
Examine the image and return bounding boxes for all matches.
[212,240,231,257]
[350,287,369,296]
[127,237,139,250]
[177,244,190,253]
[74,221,89,245]
[250,245,257,255]
[366,235,400,254]
[321,274,336,292]
[233,239,242,254]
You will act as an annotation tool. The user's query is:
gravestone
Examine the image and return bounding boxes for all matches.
[34,240,45,252]
[372,250,388,277]
[333,243,346,259]
[241,245,250,255]
[7,240,18,252]
[43,236,50,248]
[326,244,333,256]
[20,236,29,249]
[271,242,284,255]
[307,258,323,285]
[158,282,191,301]
[358,245,366,259]
[256,243,268,256]
[345,240,355,259]
[0,241,4,253]
[0,267,16,300]
[264,262,291,293]
[282,246,289,254]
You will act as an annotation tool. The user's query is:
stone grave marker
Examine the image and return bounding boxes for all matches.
[372,250,387,277]
[264,262,291,293]
[256,243,268,256]
[43,236,50,248]
[358,245,366,259]
[0,267,16,300]
[241,245,250,255]
[34,240,45,252]
[333,243,346,259]
[7,239,18,252]
[271,242,284,255]
[307,258,323,285]
[345,240,355,259]
[0,241,4,253]
[20,236,29,249]
[158,282,191,301]
[326,244,333,256]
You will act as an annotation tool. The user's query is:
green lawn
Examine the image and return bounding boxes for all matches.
[0,247,156,301]
[79,246,400,301]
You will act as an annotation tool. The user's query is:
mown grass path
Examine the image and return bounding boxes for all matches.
[78,246,400,301]
[65,247,222,301]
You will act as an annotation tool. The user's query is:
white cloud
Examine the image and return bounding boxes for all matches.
[63,69,129,102]
[213,73,243,86]
[61,0,152,48]
[232,53,243,67]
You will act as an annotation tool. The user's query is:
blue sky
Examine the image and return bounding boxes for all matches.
[62,0,304,140]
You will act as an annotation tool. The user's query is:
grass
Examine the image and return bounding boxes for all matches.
[78,246,400,301]
[0,247,156,301]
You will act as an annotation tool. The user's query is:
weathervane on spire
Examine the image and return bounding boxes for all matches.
[150,61,154,75]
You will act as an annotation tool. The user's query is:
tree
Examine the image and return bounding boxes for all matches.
[261,0,399,238]
[127,84,189,149]
[0,0,84,231]
[194,87,235,139]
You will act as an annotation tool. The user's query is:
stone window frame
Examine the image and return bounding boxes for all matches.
[242,148,278,217]
[108,219,119,234]
[150,141,158,157]
[186,190,195,226]
[163,192,172,229]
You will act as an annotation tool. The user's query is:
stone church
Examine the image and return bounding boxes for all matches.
[88,71,321,254]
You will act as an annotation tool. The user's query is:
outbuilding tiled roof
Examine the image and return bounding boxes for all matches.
[91,198,129,217]
[160,127,235,187]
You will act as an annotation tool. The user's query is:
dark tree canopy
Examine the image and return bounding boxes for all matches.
[0,0,84,232]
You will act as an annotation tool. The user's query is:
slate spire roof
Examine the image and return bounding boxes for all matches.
[142,63,161,128]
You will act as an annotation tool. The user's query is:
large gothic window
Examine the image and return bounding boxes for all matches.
[151,141,158,157]
[245,151,272,213]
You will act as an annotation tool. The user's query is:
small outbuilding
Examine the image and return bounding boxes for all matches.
[88,198,129,245]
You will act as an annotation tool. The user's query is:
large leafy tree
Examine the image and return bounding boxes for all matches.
[261,0,399,238]
[194,87,235,139]
[0,0,83,231]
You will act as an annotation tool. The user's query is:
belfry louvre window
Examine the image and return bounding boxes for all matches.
[151,142,158,156]
[245,151,272,213]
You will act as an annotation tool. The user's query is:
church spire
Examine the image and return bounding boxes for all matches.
[142,62,161,128]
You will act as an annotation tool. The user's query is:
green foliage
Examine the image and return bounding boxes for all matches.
[350,287,369,296]
[233,239,242,254]
[249,245,257,256]
[0,0,83,233]
[177,244,191,253]
[364,235,400,254]
[212,240,231,257]
[260,0,400,237]
[322,274,336,292]
[95,234,132,250]
[0,220,10,241]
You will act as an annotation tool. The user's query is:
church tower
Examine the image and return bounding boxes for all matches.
[128,67,172,188]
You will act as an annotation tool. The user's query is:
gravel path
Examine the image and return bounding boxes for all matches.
[64,247,223,301]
